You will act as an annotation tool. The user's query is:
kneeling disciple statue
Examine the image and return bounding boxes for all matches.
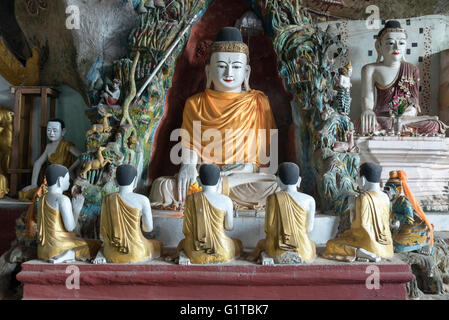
[384,170,434,254]
[322,162,394,262]
[37,164,101,263]
[176,164,243,264]
[94,164,162,264]
[150,26,278,210]
[248,162,316,265]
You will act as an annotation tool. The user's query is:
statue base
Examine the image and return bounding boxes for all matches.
[17,251,413,300]
[151,210,449,249]
[355,136,449,212]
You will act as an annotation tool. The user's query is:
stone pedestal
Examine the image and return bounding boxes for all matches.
[355,136,449,211]
[151,210,449,249]
[17,257,414,300]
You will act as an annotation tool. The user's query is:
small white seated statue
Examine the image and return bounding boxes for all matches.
[322,162,394,262]
[93,164,162,264]
[176,164,242,264]
[360,20,447,135]
[20,119,81,200]
[248,162,316,265]
[150,27,278,210]
[100,79,121,106]
[37,164,101,263]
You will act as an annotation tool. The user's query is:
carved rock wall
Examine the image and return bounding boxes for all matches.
[14,0,138,104]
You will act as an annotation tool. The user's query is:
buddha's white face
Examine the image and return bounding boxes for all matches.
[207,52,250,93]
[47,121,64,142]
[379,32,407,62]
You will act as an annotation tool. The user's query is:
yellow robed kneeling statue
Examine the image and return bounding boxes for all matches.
[100,193,162,263]
[37,164,101,263]
[322,162,394,262]
[0,174,8,198]
[249,162,316,264]
[95,164,162,264]
[260,192,315,262]
[37,194,101,261]
[177,164,243,264]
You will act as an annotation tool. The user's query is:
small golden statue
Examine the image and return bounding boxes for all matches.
[37,164,101,263]
[322,162,394,262]
[248,163,316,264]
[0,107,13,198]
[176,164,242,264]
[93,164,162,264]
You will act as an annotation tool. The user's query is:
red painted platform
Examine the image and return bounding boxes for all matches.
[17,257,414,300]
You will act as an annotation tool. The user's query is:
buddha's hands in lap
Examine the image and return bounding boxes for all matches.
[361,109,377,134]
[220,163,254,176]
[177,163,198,202]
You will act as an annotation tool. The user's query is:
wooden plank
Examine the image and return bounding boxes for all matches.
[50,97,56,118]
[10,87,59,97]
[27,97,33,167]
[19,88,42,95]
[7,169,33,174]
[41,88,48,155]
[47,88,59,98]
[10,89,22,197]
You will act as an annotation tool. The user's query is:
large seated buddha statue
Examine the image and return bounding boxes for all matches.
[150,27,279,210]
[360,20,448,135]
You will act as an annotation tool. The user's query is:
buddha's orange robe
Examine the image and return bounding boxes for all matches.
[181,89,277,167]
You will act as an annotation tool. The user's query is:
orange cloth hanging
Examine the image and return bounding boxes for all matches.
[25,178,47,238]
[397,170,434,246]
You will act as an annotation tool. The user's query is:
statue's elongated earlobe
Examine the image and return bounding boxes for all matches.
[205,65,212,89]
[375,40,381,62]
[244,65,251,92]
